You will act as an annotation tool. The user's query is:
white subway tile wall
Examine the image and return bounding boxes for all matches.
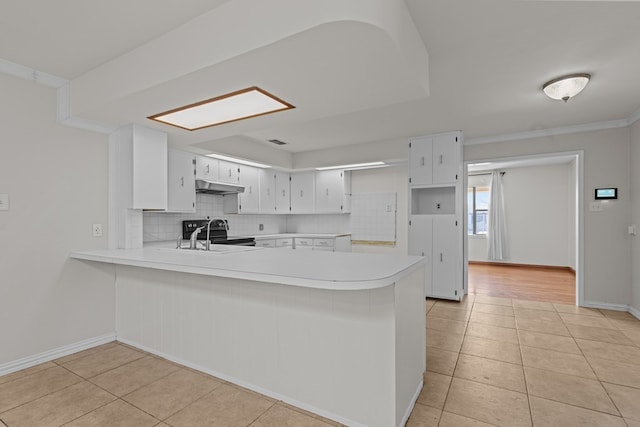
[143,194,354,242]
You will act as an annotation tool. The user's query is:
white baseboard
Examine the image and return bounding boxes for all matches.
[582,300,629,311]
[399,379,424,427]
[628,305,640,320]
[0,333,116,377]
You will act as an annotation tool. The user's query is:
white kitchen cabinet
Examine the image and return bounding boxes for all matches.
[218,160,240,184]
[275,238,293,249]
[275,172,291,214]
[409,132,461,185]
[408,131,463,300]
[110,124,167,210]
[315,170,351,213]
[255,238,275,248]
[167,150,196,213]
[294,237,314,250]
[259,169,277,214]
[289,172,315,213]
[238,165,260,213]
[195,156,219,181]
[258,170,290,214]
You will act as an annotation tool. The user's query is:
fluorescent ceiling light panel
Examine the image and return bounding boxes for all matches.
[149,87,294,131]
[206,153,271,169]
[316,162,385,171]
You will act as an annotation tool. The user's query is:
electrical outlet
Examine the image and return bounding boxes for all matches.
[0,194,8,211]
[259,223,264,231]
[92,223,103,237]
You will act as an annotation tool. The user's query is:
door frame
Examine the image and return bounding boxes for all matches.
[463,150,584,306]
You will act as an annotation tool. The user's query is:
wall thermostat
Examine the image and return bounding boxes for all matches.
[595,188,617,200]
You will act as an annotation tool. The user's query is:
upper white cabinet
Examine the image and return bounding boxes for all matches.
[274,172,290,214]
[258,170,290,214]
[315,170,351,213]
[195,156,219,181]
[218,160,240,184]
[110,124,167,210]
[290,172,315,213]
[409,132,461,185]
[237,165,260,213]
[167,150,196,213]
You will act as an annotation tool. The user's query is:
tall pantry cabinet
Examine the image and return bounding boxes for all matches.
[408,131,464,300]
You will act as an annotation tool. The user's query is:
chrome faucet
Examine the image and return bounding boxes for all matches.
[189,226,205,249]
[205,217,215,250]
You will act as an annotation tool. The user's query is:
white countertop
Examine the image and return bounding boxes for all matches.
[70,243,424,290]
[243,233,351,240]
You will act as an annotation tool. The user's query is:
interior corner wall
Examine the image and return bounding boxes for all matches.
[630,119,640,315]
[464,127,632,306]
[0,74,115,367]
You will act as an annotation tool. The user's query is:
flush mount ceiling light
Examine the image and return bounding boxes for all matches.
[206,153,271,169]
[148,87,294,131]
[542,73,591,102]
[316,162,386,171]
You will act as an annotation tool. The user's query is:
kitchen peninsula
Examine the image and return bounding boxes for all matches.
[71,245,426,427]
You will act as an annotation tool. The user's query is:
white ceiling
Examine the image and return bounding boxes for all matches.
[2,0,640,167]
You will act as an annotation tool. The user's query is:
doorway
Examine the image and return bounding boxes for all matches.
[463,151,583,305]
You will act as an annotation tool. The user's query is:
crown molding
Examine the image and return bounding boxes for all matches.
[465,118,630,146]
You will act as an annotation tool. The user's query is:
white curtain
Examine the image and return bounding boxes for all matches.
[487,171,508,260]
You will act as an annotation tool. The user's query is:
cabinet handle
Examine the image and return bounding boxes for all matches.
[326,188,329,196]
[180,176,184,187]
[205,164,210,174]
[439,154,443,164]
[228,168,232,177]
[249,185,252,194]
[282,189,286,197]
[300,190,303,197]
[440,253,443,262]
[421,156,425,166]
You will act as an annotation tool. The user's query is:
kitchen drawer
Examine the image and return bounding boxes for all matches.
[255,239,275,248]
[295,238,314,248]
[313,238,334,249]
[275,238,293,248]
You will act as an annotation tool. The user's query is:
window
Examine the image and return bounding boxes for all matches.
[468,186,490,235]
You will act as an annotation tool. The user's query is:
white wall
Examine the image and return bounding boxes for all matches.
[468,164,572,267]
[0,74,115,367]
[630,119,640,315]
[350,166,408,255]
[465,127,632,306]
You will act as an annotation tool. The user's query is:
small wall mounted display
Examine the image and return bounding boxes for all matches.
[594,188,617,200]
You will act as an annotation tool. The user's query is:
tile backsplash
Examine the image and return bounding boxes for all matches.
[143,194,350,242]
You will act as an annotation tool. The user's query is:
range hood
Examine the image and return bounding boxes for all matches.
[195,179,245,195]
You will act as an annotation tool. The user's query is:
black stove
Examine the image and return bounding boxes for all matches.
[182,219,255,246]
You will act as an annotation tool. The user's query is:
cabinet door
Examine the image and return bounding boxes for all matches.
[315,170,345,213]
[275,172,290,214]
[432,217,460,299]
[408,216,433,296]
[409,136,433,186]
[259,170,277,213]
[195,156,219,181]
[290,172,315,213]
[167,150,195,212]
[432,133,461,184]
[218,160,240,183]
[238,165,259,213]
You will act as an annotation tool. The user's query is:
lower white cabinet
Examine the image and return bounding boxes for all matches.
[409,215,461,299]
[275,238,293,249]
[256,235,352,252]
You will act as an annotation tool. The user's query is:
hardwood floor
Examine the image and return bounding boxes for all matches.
[468,262,575,304]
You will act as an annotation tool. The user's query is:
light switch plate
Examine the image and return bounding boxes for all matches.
[589,202,603,212]
[0,194,8,211]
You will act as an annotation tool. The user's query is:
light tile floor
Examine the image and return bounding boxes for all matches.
[407,294,640,427]
[0,295,639,426]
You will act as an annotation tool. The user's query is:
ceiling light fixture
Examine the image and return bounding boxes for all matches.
[316,162,386,171]
[206,153,271,169]
[542,73,591,102]
[148,86,294,131]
